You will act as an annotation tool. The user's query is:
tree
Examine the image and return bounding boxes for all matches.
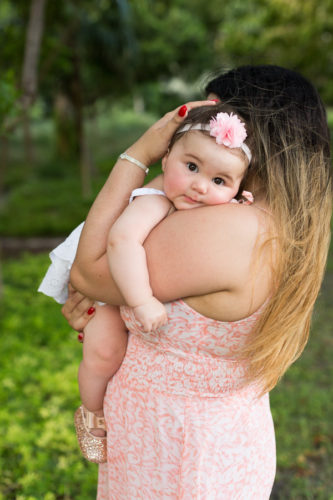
[34,0,218,194]
[1,0,333,201]
[21,0,47,163]
[213,0,333,105]
[21,0,47,108]
[0,71,20,194]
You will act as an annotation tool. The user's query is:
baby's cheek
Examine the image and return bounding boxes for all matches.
[207,191,232,205]
[164,175,186,196]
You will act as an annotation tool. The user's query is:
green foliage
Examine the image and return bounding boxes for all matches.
[0,107,159,237]
[215,0,333,104]
[0,254,98,499]
[3,0,333,115]
[0,70,20,134]
[0,175,94,236]
[327,108,333,132]
[131,1,213,82]
[0,0,28,78]
[270,266,333,498]
[1,3,332,496]
[3,0,333,167]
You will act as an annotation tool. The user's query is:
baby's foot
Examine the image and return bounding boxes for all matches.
[74,406,107,463]
[87,409,106,437]
[90,427,106,437]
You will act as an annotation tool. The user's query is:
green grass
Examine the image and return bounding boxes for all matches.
[0,254,98,499]
[269,245,333,499]
[270,279,333,498]
[0,249,332,499]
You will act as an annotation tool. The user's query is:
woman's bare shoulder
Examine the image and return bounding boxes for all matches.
[163,203,267,257]
[195,203,264,237]
[145,203,270,303]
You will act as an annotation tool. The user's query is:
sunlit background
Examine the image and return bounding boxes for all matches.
[0,1,332,498]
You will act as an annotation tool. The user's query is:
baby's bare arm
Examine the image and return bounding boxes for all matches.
[107,193,172,330]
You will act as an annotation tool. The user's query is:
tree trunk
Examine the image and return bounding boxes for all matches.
[22,109,34,165]
[79,123,93,199]
[21,0,47,163]
[70,45,92,199]
[22,0,47,107]
[54,93,77,160]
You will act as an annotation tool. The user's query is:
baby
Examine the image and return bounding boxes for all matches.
[38,104,253,463]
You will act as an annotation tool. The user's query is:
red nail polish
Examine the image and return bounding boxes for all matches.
[210,99,220,102]
[178,105,187,117]
[87,306,95,315]
[77,332,84,343]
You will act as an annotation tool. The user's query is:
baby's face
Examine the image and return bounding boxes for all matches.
[162,131,248,210]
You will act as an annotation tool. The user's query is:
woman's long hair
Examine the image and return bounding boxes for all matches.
[206,65,332,394]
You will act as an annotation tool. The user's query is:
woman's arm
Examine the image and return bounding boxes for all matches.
[71,203,262,306]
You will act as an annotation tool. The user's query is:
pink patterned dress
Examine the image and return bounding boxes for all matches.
[97,299,276,499]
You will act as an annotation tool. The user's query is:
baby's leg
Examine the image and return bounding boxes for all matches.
[78,304,128,419]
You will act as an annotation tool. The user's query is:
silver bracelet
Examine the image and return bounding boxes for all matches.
[119,152,149,175]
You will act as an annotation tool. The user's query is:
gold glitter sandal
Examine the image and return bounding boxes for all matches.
[74,405,107,464]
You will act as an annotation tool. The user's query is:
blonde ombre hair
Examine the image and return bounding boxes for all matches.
[206,65,332,394]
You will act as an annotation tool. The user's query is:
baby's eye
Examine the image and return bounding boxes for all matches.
[212,177,225,185]
[187,162,198,172]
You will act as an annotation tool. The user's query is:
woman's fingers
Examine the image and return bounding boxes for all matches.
[177,98,218,113]
[157,99,217,129]
[77,332,84,343]
[63,288,84,313]
[127,99,217,167]
[174,99,218,119]
[61,287,96,332]
[158,99,217,136]
[62,304,94,332]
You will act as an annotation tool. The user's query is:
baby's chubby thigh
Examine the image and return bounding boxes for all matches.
[82,304,128,379]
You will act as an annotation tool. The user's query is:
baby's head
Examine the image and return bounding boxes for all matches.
[162,104,253,210]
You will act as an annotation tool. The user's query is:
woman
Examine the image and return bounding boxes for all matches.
[63,65,332,499]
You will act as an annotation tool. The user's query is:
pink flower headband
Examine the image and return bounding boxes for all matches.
[177,112,252,163]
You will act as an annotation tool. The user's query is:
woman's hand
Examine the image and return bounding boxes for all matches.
[61,283,96,333]
[126,100,217,168]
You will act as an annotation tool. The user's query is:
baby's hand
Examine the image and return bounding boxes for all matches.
[133,297,168,332]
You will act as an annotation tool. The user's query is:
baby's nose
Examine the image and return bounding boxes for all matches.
[192,178,207,193]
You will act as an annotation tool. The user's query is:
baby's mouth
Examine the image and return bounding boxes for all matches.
[184,195,200,204]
